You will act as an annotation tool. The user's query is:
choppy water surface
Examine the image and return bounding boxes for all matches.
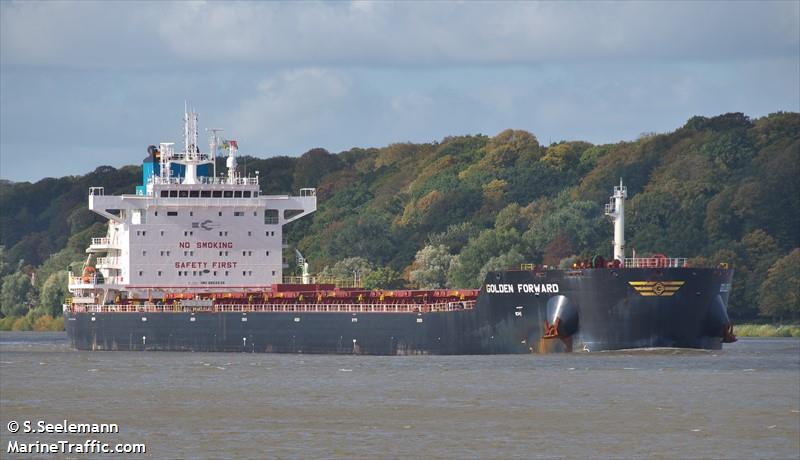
[1,332,798,460]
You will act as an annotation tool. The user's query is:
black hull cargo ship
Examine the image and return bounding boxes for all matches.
[65,267,734,354]
[64,108,736,354]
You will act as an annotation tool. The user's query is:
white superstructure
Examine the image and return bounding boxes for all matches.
[68,106,316,303]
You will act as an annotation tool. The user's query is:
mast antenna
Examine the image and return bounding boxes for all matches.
[604,178,628,262]
[207,128,223,178]
[184,101,199,155]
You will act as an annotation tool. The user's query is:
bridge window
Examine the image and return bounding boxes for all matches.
[169,190,178,198]
[212,191,222,198]
[201,190,211,198]
[243,191,251,198]
[160,191,168,197]
[223,191,233,198]
[189,191,199,198]
[264,209,279,225]
[179,190,188,198]
[234,191,242,198]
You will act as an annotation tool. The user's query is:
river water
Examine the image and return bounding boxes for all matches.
[0,332,798,459]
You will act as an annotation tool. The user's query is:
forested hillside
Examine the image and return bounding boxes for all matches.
[1,112,798,328]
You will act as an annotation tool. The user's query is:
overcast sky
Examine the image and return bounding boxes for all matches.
[1,1,798,182]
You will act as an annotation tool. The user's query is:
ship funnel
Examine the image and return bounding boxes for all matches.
[604,179,627,261]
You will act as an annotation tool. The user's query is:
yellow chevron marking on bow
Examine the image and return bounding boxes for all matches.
[628,281,685,297]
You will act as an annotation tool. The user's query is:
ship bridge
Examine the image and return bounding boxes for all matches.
[69,106,317,304]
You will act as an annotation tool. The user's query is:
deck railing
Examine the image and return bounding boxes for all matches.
[623,257,687,268]
[65,301,476,315]
[68,274,124,286]
[149,176,259,186]
[280,276,363,288]
[95,257,120,266]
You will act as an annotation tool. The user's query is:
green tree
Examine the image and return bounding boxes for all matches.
[448,229,522,288]
[38,271,69,317]
[292,148,343,190]
[427,222,478,253]
[478,249,525,284]
[0,246,9,278]
[1,271,33,317]
[319,257,373,286]
[323,213,398,266]
[522,195,606,260]
[759,249,800,322]
[494,204,533,233]
[732,230,782,319]
[363,267,405,290]
[409,245,455,289]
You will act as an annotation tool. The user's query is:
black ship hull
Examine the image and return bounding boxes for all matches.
[65,267,734,354]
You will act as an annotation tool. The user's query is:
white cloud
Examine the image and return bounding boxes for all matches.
[229,68,381,155]
[2,1,797,69]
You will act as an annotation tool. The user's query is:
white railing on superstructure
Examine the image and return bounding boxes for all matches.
[281,276,363,289]
[69,295,97,304]
[623,257,687,268]
[95,257,120,266]
[90,237,111,245]
[149,176,259,186]
[66,301,477,314]
[69,274,124,286]
[167,152,213,163]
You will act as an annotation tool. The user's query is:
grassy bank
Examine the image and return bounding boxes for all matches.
[0,315,64,331]
[735,323,800,338]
